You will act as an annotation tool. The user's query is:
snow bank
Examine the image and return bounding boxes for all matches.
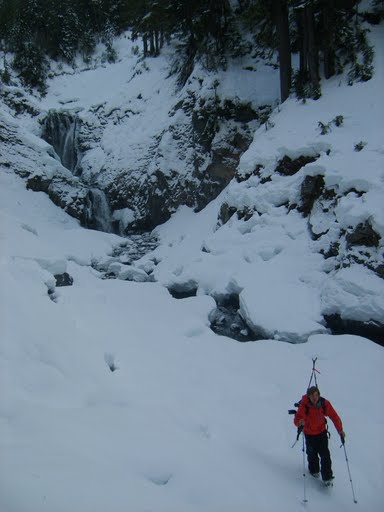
[1,19,384,512]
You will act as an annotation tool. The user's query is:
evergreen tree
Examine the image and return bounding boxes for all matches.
[372,0,384,20]
[12,41,48,93]
[0,57,11,85]
[0,0,376,96]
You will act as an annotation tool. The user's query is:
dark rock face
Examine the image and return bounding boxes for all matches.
[236,206,254,221]
[106,172,199,232]
[236,164,264,183]
[209,294,261,342]
[206,148,241,183]
[46,177,89,225]
[99,98,267,233]
[221,99,262,123]
[325,314,384,346]
[217,203,255,226]
[218,203,238,225]
[192,107,217,151]
[26,174,51,194]
[54,272,74,287]
[346,221,380,248]
[321,242,340,259]
[299,175,325,216]
[276,154,319,176]
[168,287,198,299]
[167,282,198,299]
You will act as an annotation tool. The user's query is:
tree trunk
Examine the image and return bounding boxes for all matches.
[323,0,336,78]
[154,29,160,55]
[273,0,292,102]
[143,34,148,57]
[149,30,155,56]
[295,7,307,75]
[304,3,319,87]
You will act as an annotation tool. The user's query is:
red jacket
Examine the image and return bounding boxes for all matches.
[294,394,343,436]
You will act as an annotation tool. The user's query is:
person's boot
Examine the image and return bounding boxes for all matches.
[323,477,334,487]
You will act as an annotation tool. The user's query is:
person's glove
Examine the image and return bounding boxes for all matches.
[339,430,346,445]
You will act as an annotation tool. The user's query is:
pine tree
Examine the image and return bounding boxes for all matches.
[12,41,48,93]
[0,57,11,85]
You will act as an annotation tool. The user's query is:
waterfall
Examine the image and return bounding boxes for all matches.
[43,111,113,234]
[61,120,77,172]
[42,111,79,173]
[85,188,113,233]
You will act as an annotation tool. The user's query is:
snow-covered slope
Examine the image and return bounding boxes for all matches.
[1,168,384,512]
[1,16,384,512]
[134,25,384,343]
[22,35,279,231]
[2,25,381,343]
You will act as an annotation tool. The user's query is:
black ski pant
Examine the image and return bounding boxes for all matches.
[305,430,333,481]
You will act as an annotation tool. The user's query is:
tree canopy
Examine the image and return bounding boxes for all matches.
[0,0,379,98]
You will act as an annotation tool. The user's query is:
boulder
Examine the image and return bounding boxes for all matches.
[299,175,325,216]
[346,221,380,248]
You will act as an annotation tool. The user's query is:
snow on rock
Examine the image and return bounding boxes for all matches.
[3,23,383,344]
[240,277,326,343]
[1,29,384,509]
[321,265,384,322]
[1,174,383,511]
[24,36,279,232]
[108,262,152,282]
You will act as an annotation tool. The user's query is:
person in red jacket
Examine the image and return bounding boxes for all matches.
[294,386,345,485]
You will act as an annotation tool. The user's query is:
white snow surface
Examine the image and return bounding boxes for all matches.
[1,22,384,512]
[37,34,280,189]
[1,170,384,512]
[143,25,384,336]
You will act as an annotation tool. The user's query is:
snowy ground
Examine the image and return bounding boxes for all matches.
[1,18,384,512]
[24,24,382,342]
[1,165,384,512]
[139,25,384,342]
[35,33,280,191]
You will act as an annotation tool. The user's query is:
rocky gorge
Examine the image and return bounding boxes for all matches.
[0,34,383,346]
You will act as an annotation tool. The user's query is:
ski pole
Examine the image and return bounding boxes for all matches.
[340,438,358,504]
[302,431,308,503]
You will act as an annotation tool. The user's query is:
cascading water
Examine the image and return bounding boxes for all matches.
[42,111,79,173]
[42,111,113,233]
[85,188,113,232]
